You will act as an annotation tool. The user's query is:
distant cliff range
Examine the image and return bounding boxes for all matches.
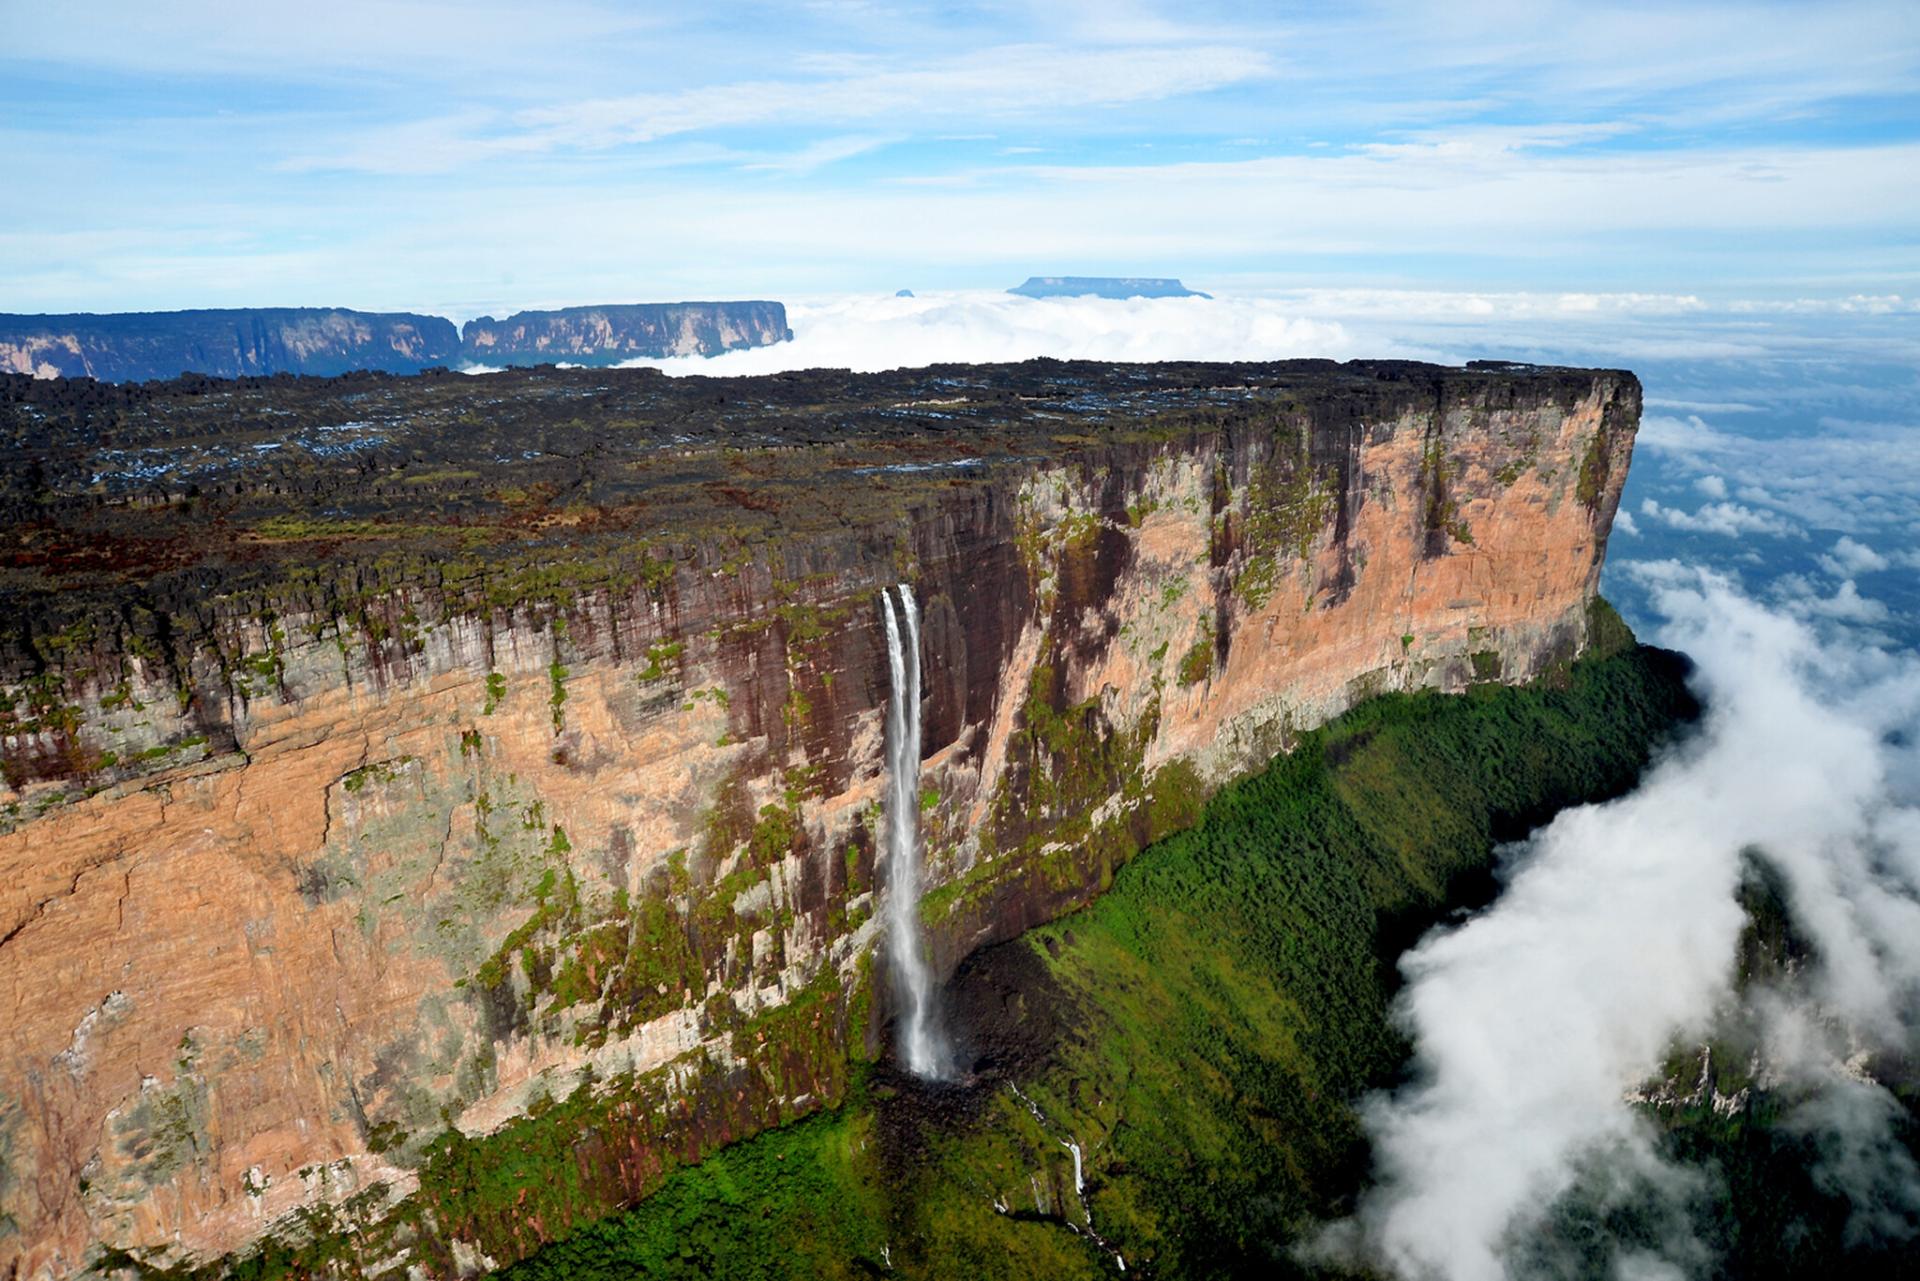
[0,300,792,382]
[461,301,792,367]
[1008,275,1211,299]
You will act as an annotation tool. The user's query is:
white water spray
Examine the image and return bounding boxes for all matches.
[880,584,950,1078]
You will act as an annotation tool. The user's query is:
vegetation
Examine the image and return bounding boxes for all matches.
[497,1100,890,1281]
[1576,419,1615,508]
[1234,422,1339,609]
[1176,616,1215,686]
[1419,431,1475,548]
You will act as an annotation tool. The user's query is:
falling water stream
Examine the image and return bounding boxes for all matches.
[880,584,950,1078]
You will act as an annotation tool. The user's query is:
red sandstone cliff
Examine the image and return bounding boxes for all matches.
[0,360,1637,1278]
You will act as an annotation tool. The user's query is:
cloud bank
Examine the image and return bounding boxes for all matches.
[1319,567,1920,1279]
[1636,412,1920,542]
[620,291,1376,376]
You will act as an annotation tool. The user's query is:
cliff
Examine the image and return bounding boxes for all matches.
[1008,277,1210,299]
[0,358,1638,1278]
[0,302,793,384]
[498,636,1699,1280]
[0,310,461,381]
[459,302,792,365]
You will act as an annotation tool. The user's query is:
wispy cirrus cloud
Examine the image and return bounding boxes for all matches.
[279,42,1273,174]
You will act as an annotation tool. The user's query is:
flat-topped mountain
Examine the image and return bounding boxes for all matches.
[1009,275,1211,299]
[460,300,791,366]
[0,307,461,381]
[0,357,1637,1278]
[0,300,792,383]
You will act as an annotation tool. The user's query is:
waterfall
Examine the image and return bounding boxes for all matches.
[880,584,949,1079]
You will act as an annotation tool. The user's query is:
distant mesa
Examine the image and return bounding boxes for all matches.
[460,302,791,369]
[0,308,460,382]
[1008,276,1210,300]
[0,300,792,383]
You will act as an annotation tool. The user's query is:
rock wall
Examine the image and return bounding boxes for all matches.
[0,301,792,383]
[459,302,792,365]
[0,362,1638,1278]
[0,310,462,382]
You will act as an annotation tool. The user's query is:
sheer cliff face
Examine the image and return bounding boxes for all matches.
[0,301,792,383]
[459,302,792,364]
[0,361,1636,1278]
[0,310,462,381]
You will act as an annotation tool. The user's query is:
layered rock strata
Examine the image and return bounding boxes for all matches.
[0,301,791,383]
[458,302,792,365]
[0,359,1638,1278]
[0,310,462,382]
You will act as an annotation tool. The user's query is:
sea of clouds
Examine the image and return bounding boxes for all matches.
[620,290,1385,373]
[1315,566,1920,1278]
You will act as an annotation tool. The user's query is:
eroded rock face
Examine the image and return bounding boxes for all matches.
[0,360,1637,1278]
[0,310,462,381]
[458,302,792,364]
[0,301,792,383]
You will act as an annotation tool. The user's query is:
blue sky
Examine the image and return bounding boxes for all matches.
[5,0,1920,317]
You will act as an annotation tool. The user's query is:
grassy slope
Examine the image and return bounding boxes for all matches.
[499,618,1700,1280]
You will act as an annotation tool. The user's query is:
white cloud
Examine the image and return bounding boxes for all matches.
[1693,474,1728,499]
[1729,294,1920,315]
[1613,508,1640,536]
[735,134,903,175]
[1317,568,1920,1279]
[1248,287,1714,321]
[1638,413,1920,539]
[1819,535,1891,578]
[283,42,1273,173]
[1005,139,1920,235]
[1645,398,1763,414]
[621,291,1374,376]
[1770,574,1894,628]
[1640,496,1801,539]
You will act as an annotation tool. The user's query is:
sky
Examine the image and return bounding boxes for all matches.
[5,0,1920,318]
